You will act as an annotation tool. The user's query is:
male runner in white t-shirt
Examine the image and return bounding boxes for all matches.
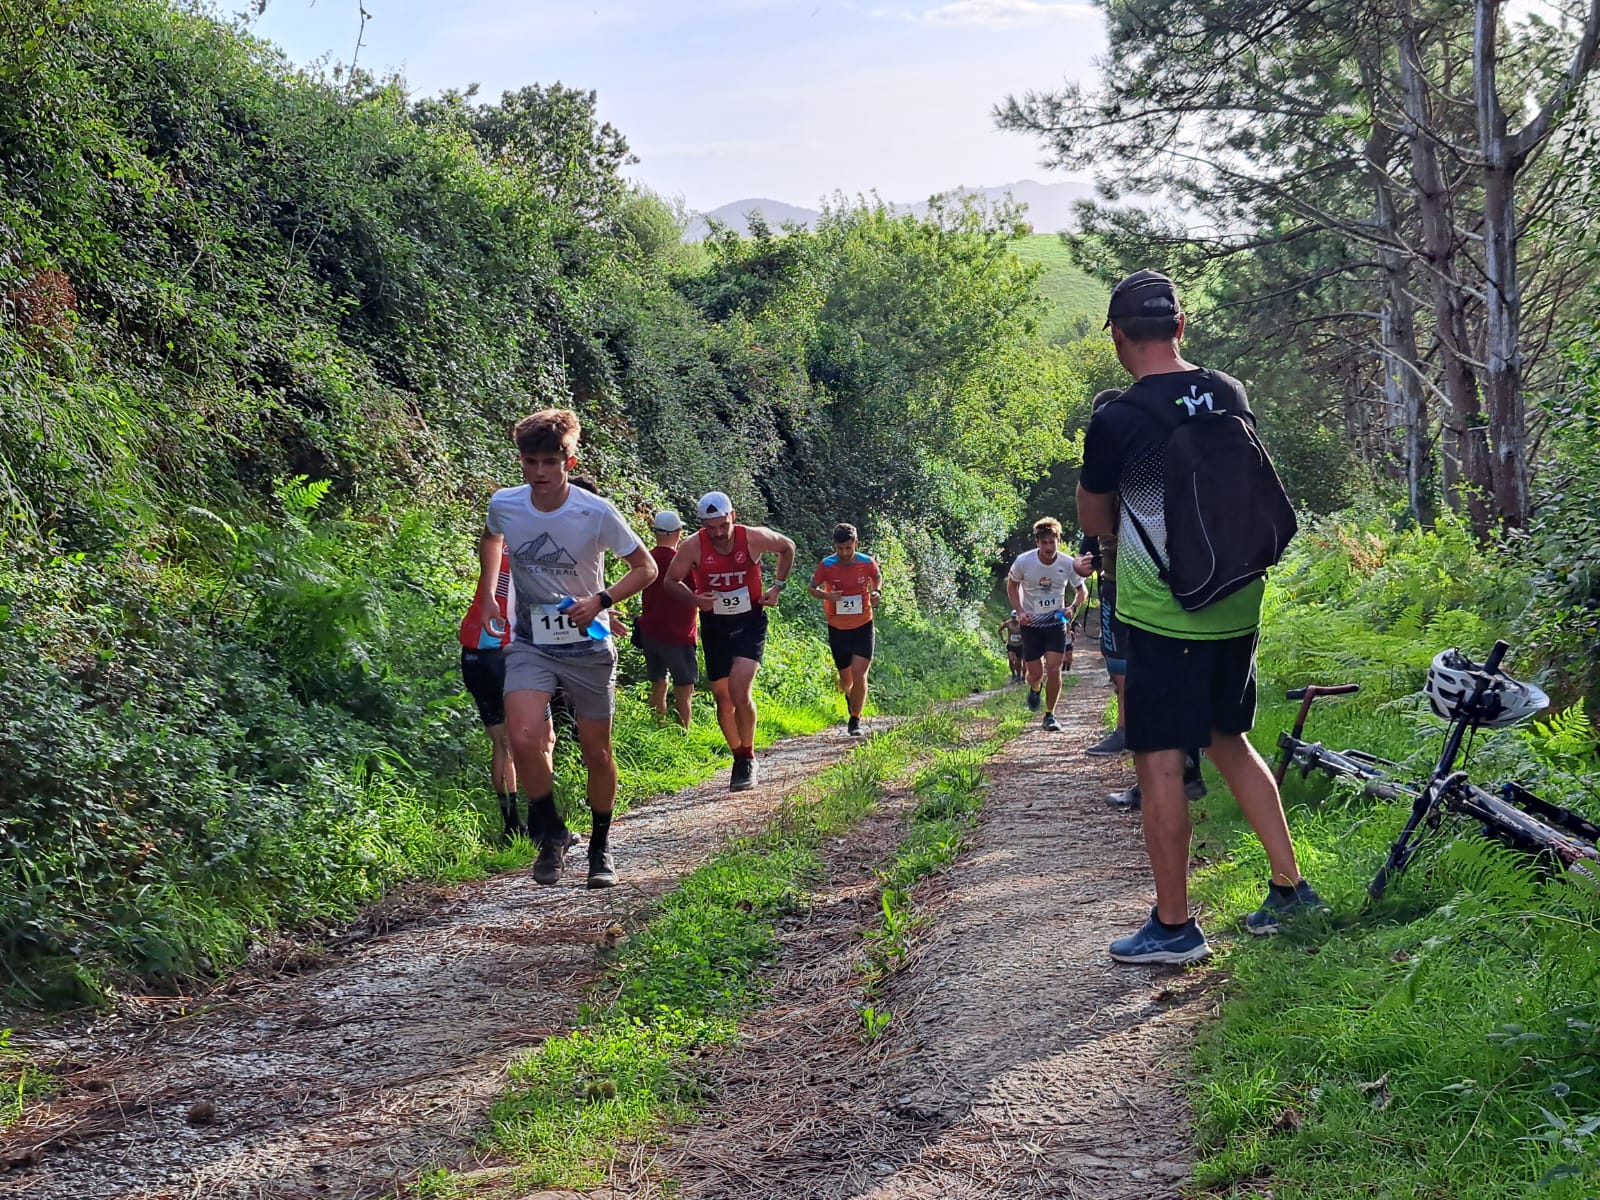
[1005,517,1092,731]
[477,408,657,888]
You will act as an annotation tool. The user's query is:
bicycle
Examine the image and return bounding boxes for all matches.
[1273,640,1600,899]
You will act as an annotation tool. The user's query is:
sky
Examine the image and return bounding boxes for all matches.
[249,0,1107,213]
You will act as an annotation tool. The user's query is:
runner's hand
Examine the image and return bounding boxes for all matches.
[694,590,716,613]
[565,594,605,625]
[1072,553,1095,577]
[762,585,784,607]
[479,595,503,634]
[608,612,629,639]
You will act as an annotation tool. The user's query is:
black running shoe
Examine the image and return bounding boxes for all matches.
[1107,785,1141,810]
[1042,712,1061,732]
[587,847,617,889]
[1026,689,1041,712]
[730,756,754,792]
[1084,729,1126,757]
[847,716,862,737]
[532,836,567,885]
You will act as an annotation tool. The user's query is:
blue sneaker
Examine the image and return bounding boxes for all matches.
[1109,908,1212,965]
[1245,880,1328,936]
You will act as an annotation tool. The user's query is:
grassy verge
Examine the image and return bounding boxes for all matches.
[856,705,1027,1041]
[408,708,998,1197]
[1182,516,1600,1198]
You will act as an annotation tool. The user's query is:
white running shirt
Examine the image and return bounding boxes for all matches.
[485,484,641,655]
[1008,548,1089,628]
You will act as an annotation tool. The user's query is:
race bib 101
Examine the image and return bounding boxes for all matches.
[836,593,864,616]
[1028,593,1061,615]
[530,604,591,646]
[713,587,753,615]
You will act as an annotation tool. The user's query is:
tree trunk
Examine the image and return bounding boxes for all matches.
[1478,161,1529,526]
[1398,12,1492,535]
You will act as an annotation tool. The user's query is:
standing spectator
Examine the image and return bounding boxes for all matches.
[1078,270,1322,963]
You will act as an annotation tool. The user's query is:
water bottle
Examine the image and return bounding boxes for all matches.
[557,597,610,640]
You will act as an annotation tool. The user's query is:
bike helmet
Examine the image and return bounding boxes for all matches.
[1424,648,1549,727]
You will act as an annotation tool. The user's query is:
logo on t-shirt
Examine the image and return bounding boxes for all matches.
[516,532,578,569]
[1176,386,1222,417]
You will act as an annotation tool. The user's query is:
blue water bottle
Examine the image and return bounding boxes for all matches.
[557,597,610,640]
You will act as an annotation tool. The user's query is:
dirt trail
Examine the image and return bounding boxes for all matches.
[0,714,920,1200]
[649,662,1213,1200]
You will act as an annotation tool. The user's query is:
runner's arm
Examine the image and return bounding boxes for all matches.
[564,544,657,626]
[476,529,504,629]
[663,534,711,609]
[1005,577,1025,619]
[807,560,835,601]
[749,527,797,606]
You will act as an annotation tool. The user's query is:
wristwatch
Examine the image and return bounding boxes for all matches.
[597,588,615,609]
[773,578,788,590]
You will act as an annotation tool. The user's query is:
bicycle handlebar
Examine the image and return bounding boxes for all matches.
[1285,684,1361,701]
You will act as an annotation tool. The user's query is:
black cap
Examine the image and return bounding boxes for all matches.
[1104,269,1180,329]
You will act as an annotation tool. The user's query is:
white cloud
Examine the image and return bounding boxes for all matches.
[920,0,1096,26]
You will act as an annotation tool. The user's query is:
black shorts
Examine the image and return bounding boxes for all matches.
[1019,622,1068,663]
[1006,641,1023,659]
[638,630,700,686]
[1123,626,1258,753]
[1099,578,1128,668]
[701,607,768,682]
[460,647,507,728]
[827,622,875,670]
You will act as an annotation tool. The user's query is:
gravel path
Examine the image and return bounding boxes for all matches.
[0,715,913,1200]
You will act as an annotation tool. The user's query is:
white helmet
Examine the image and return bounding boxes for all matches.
[1424,648,1548,728]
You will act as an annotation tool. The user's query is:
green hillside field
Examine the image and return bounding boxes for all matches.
[1011,234,1108,342]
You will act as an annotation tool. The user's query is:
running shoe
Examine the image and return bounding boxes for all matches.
[1026,689,1041,711]
[1107,784,1141,810]
[532,836,567,886]
[1109,908,1212,965]
[1245,880,1328,936]
[1042,712,1061,732]
[587,846,617,889]
[847,716,862,737]
[1084,729,1126,756]
[730,756,754,792]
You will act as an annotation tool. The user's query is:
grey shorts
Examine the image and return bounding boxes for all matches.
[637,631,700,687]
[503,640,617,721]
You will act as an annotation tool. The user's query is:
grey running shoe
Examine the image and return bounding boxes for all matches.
[587,847,617,889]
[1245,880,1329,936]
[1109,908,1212,965]
[532,837,567,886]
[730,756,754,792]
[1026,689,1041,712]
[1085,729,1126,756]
[1042,712,1061,732]
[1185,776,1208,801]
[1107,784,1141,810]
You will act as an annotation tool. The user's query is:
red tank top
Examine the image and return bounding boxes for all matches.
[694,525,764,615]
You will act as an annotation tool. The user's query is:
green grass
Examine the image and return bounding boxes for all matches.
[1011,233,1109,342]
[1182,514,1600,1198]
[410,708,990,1195]
[855,703,1028,1038]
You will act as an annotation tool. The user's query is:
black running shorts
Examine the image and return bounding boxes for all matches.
[701,607,769,682]
[1019,622,1068,663]
[638,630,700,687]
[460,647,507,728]
[1123,626,1258,753]
[827,622,875,670]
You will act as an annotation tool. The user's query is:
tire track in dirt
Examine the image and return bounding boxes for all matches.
[645,658,1214,1200]
[0,708,976,1200]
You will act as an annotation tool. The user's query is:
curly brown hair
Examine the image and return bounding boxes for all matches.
[513,408,580,456]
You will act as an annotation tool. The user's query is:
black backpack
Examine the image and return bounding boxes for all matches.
[1120,378,1297,612]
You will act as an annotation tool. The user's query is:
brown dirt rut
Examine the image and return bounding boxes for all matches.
[648,667,1212,1200]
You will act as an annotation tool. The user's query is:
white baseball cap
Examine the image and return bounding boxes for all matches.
[651,510,683,532]
[696,491,733,520]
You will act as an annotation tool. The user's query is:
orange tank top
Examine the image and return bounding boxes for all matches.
[694,525,764,617]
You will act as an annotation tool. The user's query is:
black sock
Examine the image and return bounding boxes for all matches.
[1158,916,1190,933]
[528,793,559,841]
[591,809,613,850]
[1269,881,1298,899]
[497,792,519,825]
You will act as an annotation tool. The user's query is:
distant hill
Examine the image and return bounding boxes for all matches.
[684,178,1100,241]
[1011,233,1109,342]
